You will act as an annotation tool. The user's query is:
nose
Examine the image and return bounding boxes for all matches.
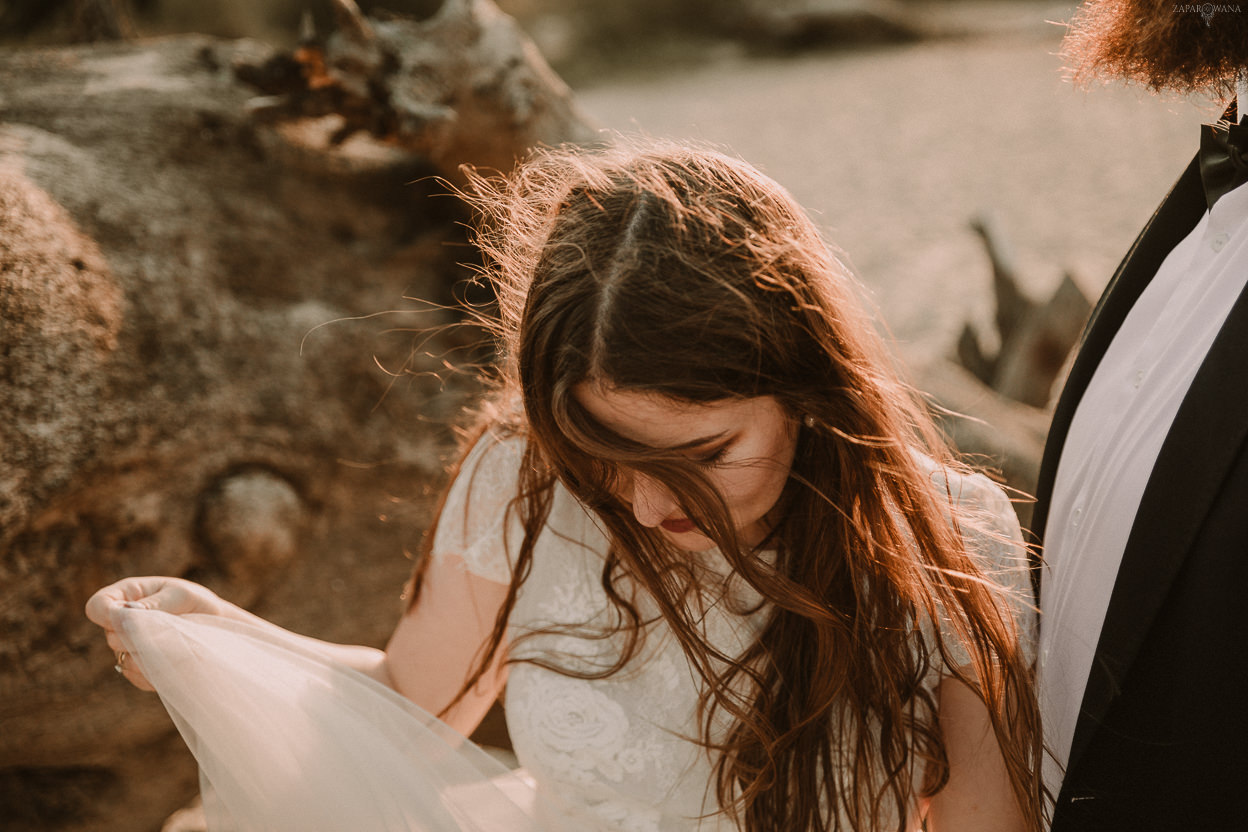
[630,472,679,528]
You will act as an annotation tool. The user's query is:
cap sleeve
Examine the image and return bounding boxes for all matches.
[924,464,1036,671]
[429,433,528,585]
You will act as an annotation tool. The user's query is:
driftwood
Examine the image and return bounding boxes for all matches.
[237,0,598,180]
[938,214,1094,528]
[959,214,1093,409]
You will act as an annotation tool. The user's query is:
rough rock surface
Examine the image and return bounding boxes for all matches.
[0,34,479,832]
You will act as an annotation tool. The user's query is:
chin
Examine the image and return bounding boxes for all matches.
[663,528,720,553]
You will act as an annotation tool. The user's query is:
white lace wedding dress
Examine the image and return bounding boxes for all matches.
[116,434,1031,832]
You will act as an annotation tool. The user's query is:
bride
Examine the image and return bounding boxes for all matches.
[87,138,1046,832]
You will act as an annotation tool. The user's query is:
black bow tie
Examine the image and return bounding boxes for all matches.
[1199,117,1248,209]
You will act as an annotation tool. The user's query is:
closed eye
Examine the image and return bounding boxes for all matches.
[694,445,731,466]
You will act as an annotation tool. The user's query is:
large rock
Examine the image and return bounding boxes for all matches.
[0,34,474,832]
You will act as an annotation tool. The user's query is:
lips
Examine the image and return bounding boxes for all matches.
[660,517,697,534]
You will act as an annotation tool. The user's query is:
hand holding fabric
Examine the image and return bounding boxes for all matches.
[85,576,225,691]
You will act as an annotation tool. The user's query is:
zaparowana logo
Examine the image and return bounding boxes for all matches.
[1174,2,1243,25]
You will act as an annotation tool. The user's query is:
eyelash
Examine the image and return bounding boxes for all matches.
[695,447,729,466]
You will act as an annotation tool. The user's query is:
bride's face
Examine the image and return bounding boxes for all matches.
[571,383,799,552]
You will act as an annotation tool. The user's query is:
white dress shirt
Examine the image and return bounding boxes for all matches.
[1037,151,1248,795]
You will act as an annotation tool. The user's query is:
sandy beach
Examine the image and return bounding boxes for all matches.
[575,7,1217,356]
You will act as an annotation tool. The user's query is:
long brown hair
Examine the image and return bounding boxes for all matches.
[411,138,1045,831]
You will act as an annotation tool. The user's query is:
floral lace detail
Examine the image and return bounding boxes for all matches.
[531,676,633,769]
[508,668,672,791]
[587,799,664,832]
[434,435,1030,830]
[430,434,525,585]
[540,577,607,629]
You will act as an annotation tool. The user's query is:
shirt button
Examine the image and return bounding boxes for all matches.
[1072,507,1083,527]
[1212,232,1230,252]
[1134,369,1145,388]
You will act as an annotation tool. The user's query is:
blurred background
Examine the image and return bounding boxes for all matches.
[6,0,1215,356]
[0,1,1219,830]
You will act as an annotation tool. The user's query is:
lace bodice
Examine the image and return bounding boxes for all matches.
[430,434,1032,831]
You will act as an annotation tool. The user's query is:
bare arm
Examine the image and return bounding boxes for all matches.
[87,577,394,687]
[86,555,510,738]
[384,553,511,736]
[923,674,1026,832]
[220,549,512,736]
[917,469,1033,830]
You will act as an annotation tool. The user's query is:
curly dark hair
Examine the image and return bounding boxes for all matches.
[1063,0,1248,96]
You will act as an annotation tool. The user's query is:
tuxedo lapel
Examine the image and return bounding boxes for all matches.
[1036,152,1206,789]
[1041,104,1244,818]
[1063,263,1248,780]
[1031,154,1206,549]
[1034,104,1239,545]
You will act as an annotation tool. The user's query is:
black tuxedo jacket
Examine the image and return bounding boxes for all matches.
[1032,146,1248,829]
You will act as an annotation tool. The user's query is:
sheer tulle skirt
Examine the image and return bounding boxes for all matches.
[114,608,598,832]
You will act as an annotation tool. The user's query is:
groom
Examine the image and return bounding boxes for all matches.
[1034,1,1248,828]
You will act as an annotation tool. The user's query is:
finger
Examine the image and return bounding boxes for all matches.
[85,576,172,625]
[85,584,128,626]
[118,580,185,610]
[90,577,198,632]
[115,655,155,693]
[105,631,125,654]
[128,676,155,693]
[115,576,184,604]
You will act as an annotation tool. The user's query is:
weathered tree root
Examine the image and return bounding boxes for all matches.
[234,0,599,180]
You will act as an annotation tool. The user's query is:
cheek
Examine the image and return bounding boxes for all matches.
[714,460,791,518]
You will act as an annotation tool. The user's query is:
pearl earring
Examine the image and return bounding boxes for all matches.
[803,414,816,429]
